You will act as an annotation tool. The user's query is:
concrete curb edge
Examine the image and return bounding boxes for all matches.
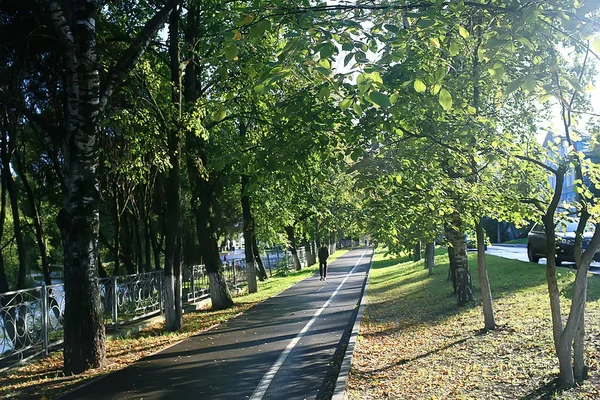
[331,249,374,400]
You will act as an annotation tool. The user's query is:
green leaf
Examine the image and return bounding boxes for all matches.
[430,83,441,95]
[318,85,330,100]
[414,79,427,93]
[344,52,355,66]
[449,42,459,56]
[352,102,362,115]
[340,98,352,110]
[390,93,399,104]
[370,91,391,108]
[506,79,522,95]
[385,24,399,33]
[430,37,441,48]
[320,43,336,59]
[438,88,452,110]
[371,71,383,85]
[224,44,238,61]
[458,26,469,39]
[318,58,331,70]
[593,37,600,54]
[522,74,537,94]
[214,103,226,122]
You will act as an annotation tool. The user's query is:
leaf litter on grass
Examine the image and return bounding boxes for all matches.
[346,250,600,400]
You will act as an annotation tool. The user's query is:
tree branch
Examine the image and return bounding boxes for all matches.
[99,0,181,113]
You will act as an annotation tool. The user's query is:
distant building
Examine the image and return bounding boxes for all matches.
[542,131,599,205]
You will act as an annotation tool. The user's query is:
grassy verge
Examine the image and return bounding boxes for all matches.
[346,248,600,399]
[0,249,349,399]
[502,238,528,244]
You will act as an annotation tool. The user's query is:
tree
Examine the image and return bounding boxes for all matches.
[44,0,180,373]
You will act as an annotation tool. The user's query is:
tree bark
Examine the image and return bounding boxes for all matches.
[446,229,457,294]
[413,241,422,262]
[252,237,268,281]
[446,213,472,306]
[476,219,495,331]
[46,0,107,374]
[425,242,435,275]
[0,171,9,292]
[164,5,183,332]
[192,176,234,309]
[112,184,121,275]
[241,174,257,293]
[284,225,302,271]
[1,112,27,289]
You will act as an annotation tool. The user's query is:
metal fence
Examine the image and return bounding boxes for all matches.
[0,243,339,370]
[0,260,250,370]
[0,284,65,370]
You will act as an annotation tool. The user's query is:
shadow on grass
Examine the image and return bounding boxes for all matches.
[521,378,562,400]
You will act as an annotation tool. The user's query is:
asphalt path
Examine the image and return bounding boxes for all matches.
[63,247,373,400]
[485,244,600,275]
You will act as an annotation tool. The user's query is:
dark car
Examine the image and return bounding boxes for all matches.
[527,220,600,265]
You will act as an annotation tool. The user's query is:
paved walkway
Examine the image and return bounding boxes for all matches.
[63,247,373,400]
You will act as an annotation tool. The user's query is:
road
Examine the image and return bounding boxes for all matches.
[63,247,373,400]
[485,244,600,275]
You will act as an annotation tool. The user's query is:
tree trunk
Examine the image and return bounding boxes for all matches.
[476,219,495,331]
[142,193,152,272]
[192,180,234,309]
[0,172,9,292]
[45,0,178,374]
[446,240,457,293]
[15,149,52,285]
[164,5,183,332]
[413,241,422,262]
[241,174,257,294]
[573,305,587,381]
[284,225,302,271]
[446,213,473,306]
[49,0,107,371]
[425,242,435,275]
[252,237,268,281]
[120,213,136,274]
[1,117,27,289]
[112,185,121,275]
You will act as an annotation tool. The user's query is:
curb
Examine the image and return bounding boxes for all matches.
[331,250,374,400]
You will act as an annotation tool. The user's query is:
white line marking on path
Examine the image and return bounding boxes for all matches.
[250,250,367,400]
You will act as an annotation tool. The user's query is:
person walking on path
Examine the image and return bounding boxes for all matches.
[318,243,329,281]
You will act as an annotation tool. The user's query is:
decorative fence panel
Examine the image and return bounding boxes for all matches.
[0,284,65,368]
[99,271,163,327]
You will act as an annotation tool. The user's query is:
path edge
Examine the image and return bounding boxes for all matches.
[331,248,374,400]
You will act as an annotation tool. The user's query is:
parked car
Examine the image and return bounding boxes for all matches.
[527,220,600,265]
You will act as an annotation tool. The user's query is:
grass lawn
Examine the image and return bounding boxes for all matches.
[346,248,600,399]
[0,249,348,399]
[503,238,528,244]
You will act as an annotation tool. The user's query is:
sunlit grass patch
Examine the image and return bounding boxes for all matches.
[347,248,600,399]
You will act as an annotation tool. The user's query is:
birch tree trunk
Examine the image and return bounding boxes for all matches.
[446,213,473,306]
[45,0,179,373]
[476,219,495,331]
